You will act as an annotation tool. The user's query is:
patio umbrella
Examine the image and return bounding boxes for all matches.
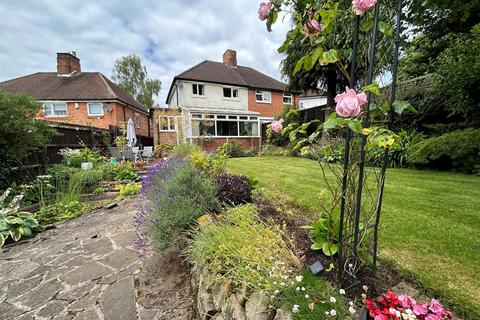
[126,118,137,148]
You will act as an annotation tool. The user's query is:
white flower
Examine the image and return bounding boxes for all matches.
[280,282,285,286]
[339,289,346,295]
[292,304,300,313]
[296,287,301,291]
[295,275,303,282]
[274,290,280,295]
[361,293,367,299]
[325,311,329,316]
[349,301,354,306]
[304,294,309,298]
[301,287,305,291]
[330,297,336,303]
[330,309,337,316]
[362,285,368,291]
[273,281,277,285]
[349,306,356,314]
[348,263,353,268]
[283,275,288,279]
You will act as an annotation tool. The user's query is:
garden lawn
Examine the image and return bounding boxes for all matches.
[227,156,480,319]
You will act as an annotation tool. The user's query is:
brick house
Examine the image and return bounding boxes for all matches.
[156,49,299,152]
[0,52,152,143]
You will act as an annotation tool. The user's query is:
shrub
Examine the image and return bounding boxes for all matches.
[47,164,80,181]
[59,146,103,167]
[114,163,138,181]
[408,128,480,173]
[189,150,227,175]
[260,144,292,157]
[95,162,119,180]
[147,162,218,249]
[214,173,252,205]
[171,143,201,157]
[185,204,300,293]
[34,200,89,225]
[115,182,141,201]
[0,211,44,247]
[70,169,105,192]
[217,141,244,158]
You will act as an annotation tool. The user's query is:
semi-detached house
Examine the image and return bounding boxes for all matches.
[156,49,299,152]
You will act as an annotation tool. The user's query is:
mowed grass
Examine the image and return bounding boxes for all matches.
[227,156,480,319]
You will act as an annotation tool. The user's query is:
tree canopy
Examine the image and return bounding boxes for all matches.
[112,54,161,109]
[0,92,56,161]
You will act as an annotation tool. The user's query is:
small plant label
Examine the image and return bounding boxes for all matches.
[309,261,324,275]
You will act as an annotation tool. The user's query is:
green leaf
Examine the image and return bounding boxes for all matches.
[19,226,32,237]
[320,49,339,65]
[4,216,22,225]
[0,220,10,231]
[16,212,32,218]
[322,243,338,256]
[378,21,394,37]
[392,100,414,115]
[310,47,324,67]
[0,232,4,247]
[362,83,380,95]
[303,54,315,71]
[311,242,323,250]
[293,57,305,75]
[348,120,363,133]
[278,41,289,53]
[10,228,21,241]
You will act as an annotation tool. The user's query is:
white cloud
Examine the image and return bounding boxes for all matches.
[0,0,291,105]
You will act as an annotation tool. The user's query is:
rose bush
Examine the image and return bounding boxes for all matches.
[335,87,368,118]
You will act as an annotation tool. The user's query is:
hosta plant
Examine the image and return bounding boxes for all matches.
[0,212,44,247]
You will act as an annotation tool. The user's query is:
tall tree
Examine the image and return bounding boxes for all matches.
[112,54,161,109]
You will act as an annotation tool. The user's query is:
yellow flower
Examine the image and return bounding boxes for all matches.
[198,214,209,224]
[361,128,372,135]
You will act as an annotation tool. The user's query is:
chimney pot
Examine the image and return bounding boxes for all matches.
[223,49,237,67]
[57,52,81,76]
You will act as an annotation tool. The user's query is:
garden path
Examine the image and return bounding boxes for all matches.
[0,196,195,320]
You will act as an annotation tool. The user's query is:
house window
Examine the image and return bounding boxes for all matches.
[192,83,205,96]
[43,102,67,116]
[255,90,271,103]
[283,93,293,105]
[88,103,104,116]
[135,113,141,128]
[159,116,176,132]
[223,87,238,99]
[190,113,260,138]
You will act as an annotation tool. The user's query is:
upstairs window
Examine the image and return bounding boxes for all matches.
[43,102,67,116]
[255,90,271,103]
[135,113,141,128]
[223,87,239,99]
[88,102,104,116]
[283,93,293,105]
[192,83,205,96]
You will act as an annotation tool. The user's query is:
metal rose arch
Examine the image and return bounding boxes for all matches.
[259,0,405,286]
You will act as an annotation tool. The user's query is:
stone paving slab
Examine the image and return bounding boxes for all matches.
[0,196,195,319]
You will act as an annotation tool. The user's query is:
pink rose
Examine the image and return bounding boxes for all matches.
[352,0,378,15]
[271,119,283,133]
[304,19,324,38]
[334,87,368,118]
[258,2,272,21]
[398,294,416,309]
[428,299,444,314]
[413,303,428,316]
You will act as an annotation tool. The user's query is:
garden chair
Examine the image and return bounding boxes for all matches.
[132,147,141,163]
[142,146,153,164]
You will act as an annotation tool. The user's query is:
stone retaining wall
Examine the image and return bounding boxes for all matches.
[191,264,292,320]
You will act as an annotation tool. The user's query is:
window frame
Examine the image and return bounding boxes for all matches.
[87,102,104,116]
[223,87,239,100]
[192,83,205,97]
[135,113,141,128]
[190,113,260,138]
[42,101,68,117]
[283,93,293,105]
[255,90,272,103]
[159,116,176,132]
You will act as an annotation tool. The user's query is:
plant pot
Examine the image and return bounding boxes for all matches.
[81,162,93,170]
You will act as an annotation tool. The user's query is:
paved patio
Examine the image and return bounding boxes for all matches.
[0,197,195,320]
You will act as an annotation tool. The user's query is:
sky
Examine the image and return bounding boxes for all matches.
[0,0,292,106]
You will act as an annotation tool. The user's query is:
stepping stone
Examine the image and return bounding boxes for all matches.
[100,276,136,320]
[14,279,64,310]
[37,300,70,319]
[72,307,103,320]
[60,262,111,285]
[100,248,138,270]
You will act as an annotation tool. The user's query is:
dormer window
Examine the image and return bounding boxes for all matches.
[223,87,238,99]
[192,83,204,96]
[255,90,271,103]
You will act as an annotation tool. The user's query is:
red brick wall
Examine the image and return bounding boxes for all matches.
[194,137,260,153]
[248,90,300,118]
[153,108,183,147]
[35,101,150,136]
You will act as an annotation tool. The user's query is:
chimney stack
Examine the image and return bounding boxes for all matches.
[223,49,237,68]
[57,52,81,76]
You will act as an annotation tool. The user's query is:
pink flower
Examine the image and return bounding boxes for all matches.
[425,315,441,320]
[413,303,428,316]
[352,0,378,15]
[271,119,283,133]
[398,294,416,309]
[258,2,273,21]
[334,87,368,118]
[429,299,444,314]
[304,19,324,38]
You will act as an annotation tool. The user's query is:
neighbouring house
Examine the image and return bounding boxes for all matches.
[0,52,152,145]
[299,89,328,122]
[154,49,300,152]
